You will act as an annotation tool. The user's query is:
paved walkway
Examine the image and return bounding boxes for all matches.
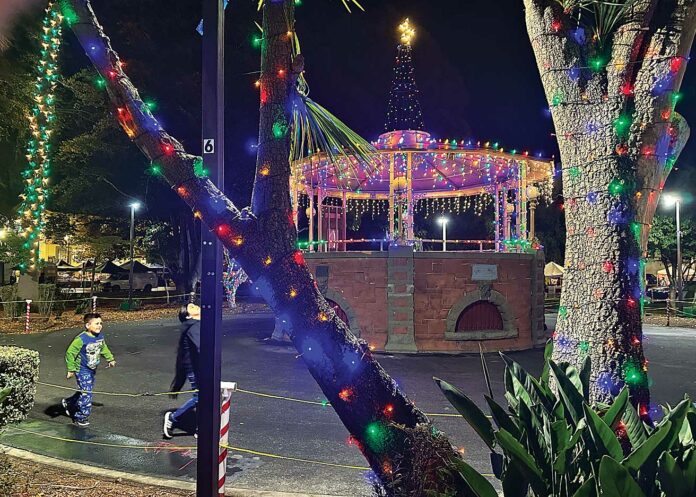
[0,313,694,496]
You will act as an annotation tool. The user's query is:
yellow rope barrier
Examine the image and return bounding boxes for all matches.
[9,427,495,476]
[36,381,478,417]
[9,427,369,471]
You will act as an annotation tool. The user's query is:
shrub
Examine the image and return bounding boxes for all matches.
[119,298,142,311]
[0,346,39,428]
[37,284,56,318]
[0,285,21,320]
[436,342,696,497]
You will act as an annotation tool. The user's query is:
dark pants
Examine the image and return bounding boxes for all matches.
[65,369,95,422]
[171,371,198,426]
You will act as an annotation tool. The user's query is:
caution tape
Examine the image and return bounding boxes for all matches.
[36,381,471,418]
[9,426,495,476]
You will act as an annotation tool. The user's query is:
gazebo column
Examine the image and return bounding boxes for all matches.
[308,187,315,252]
[389,153,396,240]
[290,181,299,230]
[494,184,501,252]
[503,185,512,244]
[517,160,528,240]
[406,152,414,241]
[342,191,348,251]
[317,187,324,252]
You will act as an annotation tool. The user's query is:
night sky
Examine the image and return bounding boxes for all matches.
[219,0,696,206]
[8,0,696,233]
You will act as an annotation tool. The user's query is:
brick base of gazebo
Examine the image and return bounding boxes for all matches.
[305,247,547,353]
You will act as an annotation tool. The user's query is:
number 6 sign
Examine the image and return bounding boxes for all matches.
[203,139,215,154]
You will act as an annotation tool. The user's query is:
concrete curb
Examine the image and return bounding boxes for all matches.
[0,444,349,497]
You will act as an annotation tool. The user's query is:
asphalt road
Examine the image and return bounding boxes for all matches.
[0,313,695,496]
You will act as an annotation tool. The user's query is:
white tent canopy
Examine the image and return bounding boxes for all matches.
[544,262,565,277]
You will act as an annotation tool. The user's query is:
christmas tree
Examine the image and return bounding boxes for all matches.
[384,19,425,132]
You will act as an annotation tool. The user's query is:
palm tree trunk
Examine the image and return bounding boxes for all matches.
[524,0,696,407]
[65,1,467,493]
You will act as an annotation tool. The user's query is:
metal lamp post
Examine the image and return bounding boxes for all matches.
[663,194,683,303]
[199,0,225,495]
[438,216,449,252]
[127,201,140,310]
[64,235,71,264]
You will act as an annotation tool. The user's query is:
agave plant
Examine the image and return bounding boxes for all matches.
[435,342,696,497]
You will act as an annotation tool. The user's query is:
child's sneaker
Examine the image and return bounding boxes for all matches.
[74,419,89,427]
[61,398,71,417]
[163,412,173,439]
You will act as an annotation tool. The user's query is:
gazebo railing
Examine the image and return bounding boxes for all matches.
[300,239,499,253]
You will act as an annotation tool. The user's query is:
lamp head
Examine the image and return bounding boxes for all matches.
[662,194,680,207]
[437,217,449,226]
[129,201,141,211]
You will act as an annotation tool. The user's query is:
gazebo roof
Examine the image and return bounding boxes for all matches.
[292,130,553,199]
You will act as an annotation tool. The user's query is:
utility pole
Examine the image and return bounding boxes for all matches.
[198,0,225,495]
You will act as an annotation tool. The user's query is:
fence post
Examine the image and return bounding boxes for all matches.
[218,381,237,496]
[92,296,98,313]
[24,299,32,333]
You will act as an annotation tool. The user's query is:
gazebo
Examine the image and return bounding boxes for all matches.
[291,129,553,252]
[284,19,551,353]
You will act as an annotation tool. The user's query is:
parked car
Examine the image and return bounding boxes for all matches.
[102,272,158,292]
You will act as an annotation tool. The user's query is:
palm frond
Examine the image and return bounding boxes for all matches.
[554,0,639,47]
[589,0,637,46]
[291,96,378,188]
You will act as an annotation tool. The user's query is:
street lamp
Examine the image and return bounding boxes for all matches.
[438,216,449,252]
[663,194,682,303]
[127,201,141,310]
[64,235,71,264]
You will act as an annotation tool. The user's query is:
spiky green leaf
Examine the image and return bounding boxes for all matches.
[495,429,548,496]
[603,387,629,429]
[657,452,688,497]
[622,420,671,472]
[450,457,499,497]
[598,455,646,497]
[583,403,623,461]
[435,378,495,450]
[571,476,597,497]
[485,395,520,439]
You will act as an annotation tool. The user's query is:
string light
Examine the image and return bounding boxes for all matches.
[15,1,64,271]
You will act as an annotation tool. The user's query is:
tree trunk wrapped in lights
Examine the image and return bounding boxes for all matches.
[63,0,469,493]
[524,0,696,407]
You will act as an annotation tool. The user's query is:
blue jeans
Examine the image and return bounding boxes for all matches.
[171,372,198,426]
[66,369,95,422]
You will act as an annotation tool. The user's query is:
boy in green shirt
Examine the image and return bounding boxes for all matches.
[62,313,116,427]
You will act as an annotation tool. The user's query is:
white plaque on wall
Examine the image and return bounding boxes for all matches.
[472,264,497,281]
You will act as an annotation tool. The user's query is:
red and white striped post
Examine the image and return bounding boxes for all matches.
[92,296,98,312]
[24,299,32,334]
[218,381,236,496]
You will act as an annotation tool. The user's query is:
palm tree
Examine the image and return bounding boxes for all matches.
[523,0,696,407]
[63,0,469,494]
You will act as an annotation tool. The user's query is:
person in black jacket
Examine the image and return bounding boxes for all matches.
[163,303,201,439]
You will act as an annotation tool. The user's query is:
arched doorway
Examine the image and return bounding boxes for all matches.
[456,301,504,332]
[445,288,517,341]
